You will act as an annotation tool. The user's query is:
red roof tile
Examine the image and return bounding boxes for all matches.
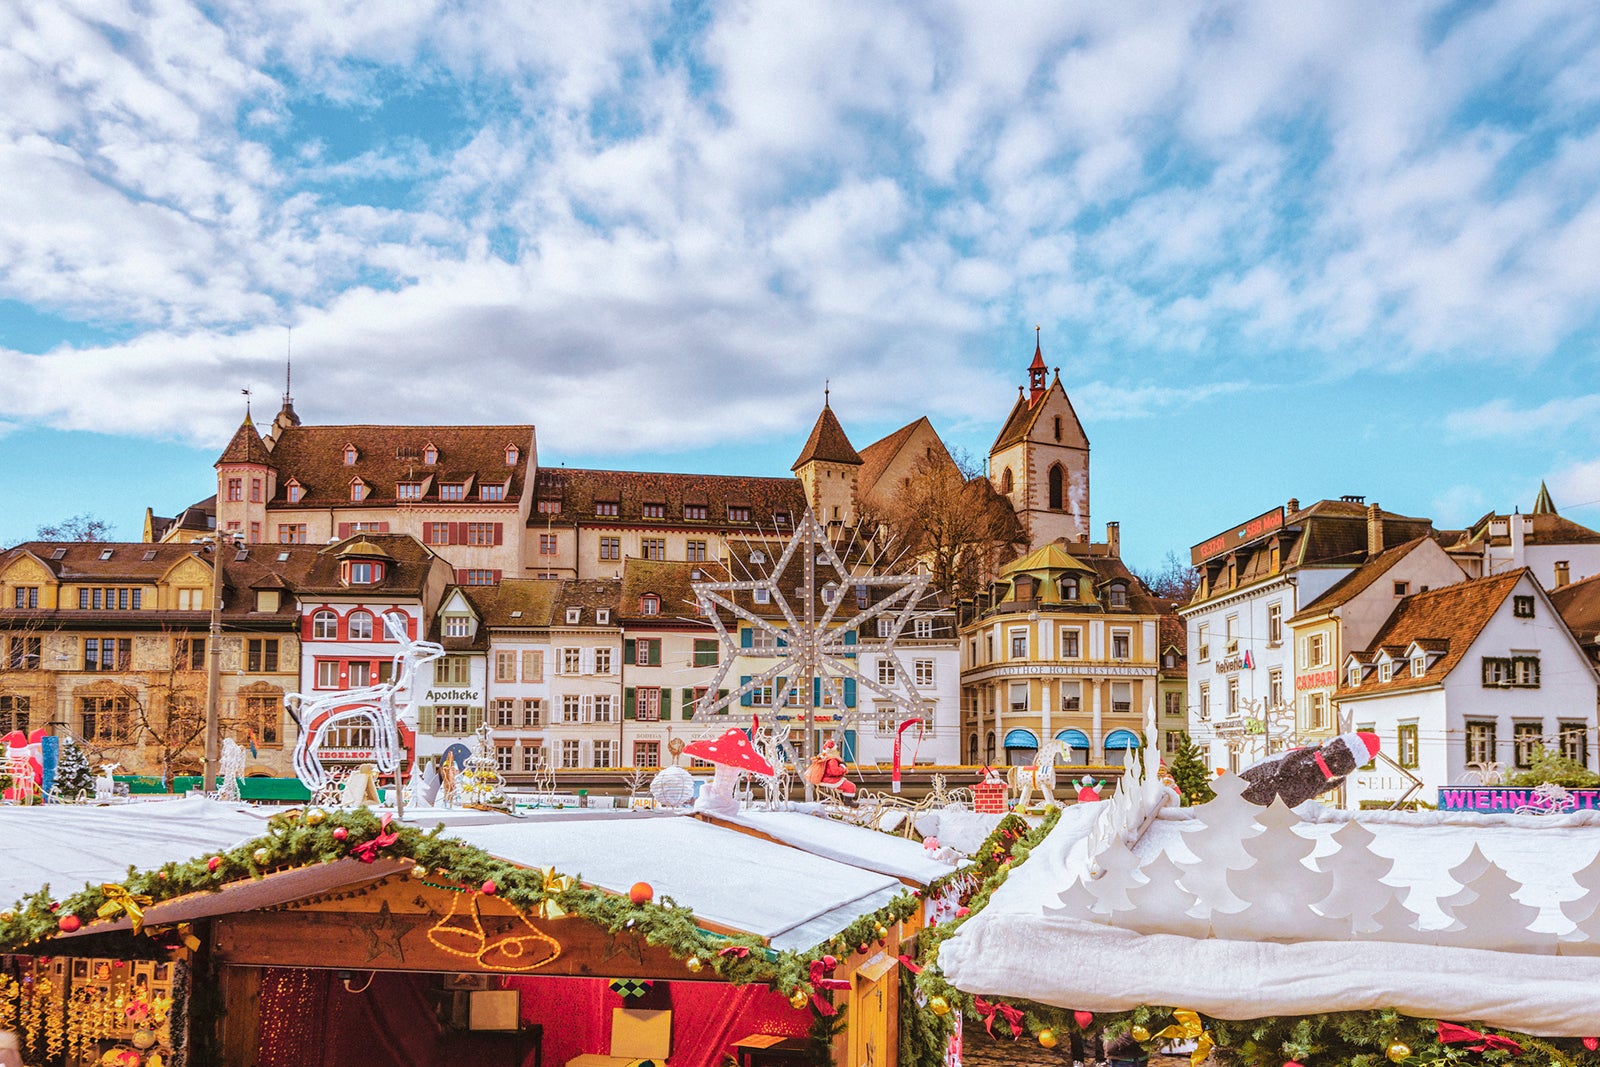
[791,404,862,469]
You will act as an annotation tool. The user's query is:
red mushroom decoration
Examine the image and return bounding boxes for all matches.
[684,727,774,816]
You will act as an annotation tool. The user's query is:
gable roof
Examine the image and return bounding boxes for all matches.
[258,424,535,507]
[619,558,729,625]
[1337,571,1525,698]
[463,579,563,629]
[989,375,1090,454]
[533,468,805,529]
[855,417,952,501]
[296,533,441,597]
[1451,509,1600,548]
[791,403,862,469]
[1291,536,1436,620]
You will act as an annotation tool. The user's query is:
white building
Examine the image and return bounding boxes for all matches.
[470,580,560,776]
[853,612,962,767]
[1446,484,1600,589]
[1341,569,1599,805]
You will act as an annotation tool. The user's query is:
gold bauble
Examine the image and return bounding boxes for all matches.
[252,848,269,865]
[411,865,428,879]
[0,911,12,924]
[789,989,810,1010]
[929,996,950,1016]
[875,924,888,939]
[1131,1025,1150,1042]
[304,807,326,826]
[1038,1029,1058,1049]
[685,957,703,973]
[1386,1042,1411,1062]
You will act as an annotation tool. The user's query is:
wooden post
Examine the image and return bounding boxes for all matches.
[218,964,262,1067]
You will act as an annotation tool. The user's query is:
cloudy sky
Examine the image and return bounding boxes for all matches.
[4,0,1600,567]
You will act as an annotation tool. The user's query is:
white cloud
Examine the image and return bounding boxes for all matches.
[1445,396,1600,440]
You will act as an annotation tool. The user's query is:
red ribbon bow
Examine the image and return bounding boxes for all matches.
[1436,1021,1523,1054]
[974,996,1025,1040]
[349,814,400,863]
[897,954,922,974]
[806,955,851,1015]
[716,945,750,959]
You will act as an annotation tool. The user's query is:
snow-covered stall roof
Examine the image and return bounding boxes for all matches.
[724,810,958,884]
[938,770,1600,1037]
[0,797,267,905]
[443,813,913,951]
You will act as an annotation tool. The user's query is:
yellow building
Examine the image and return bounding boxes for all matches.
[960,539,1168,768]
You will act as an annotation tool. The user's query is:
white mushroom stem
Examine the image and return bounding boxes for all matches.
[695,763,743,816]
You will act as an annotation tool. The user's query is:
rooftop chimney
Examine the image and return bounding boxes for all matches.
[1511,510,1527,568]
[1286,498,1299,515]
[1106,521,1120,557]
[1556,560,1571,588]
[1367,503,1384,557]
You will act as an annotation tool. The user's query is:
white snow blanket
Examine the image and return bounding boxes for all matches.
[449,813,910,951]
[0,797,268,907]
[727,810,957,884]
[939,799,1600,1036]
[913,807,1003,857]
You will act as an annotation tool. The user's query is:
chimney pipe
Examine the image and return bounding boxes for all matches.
[1556,560,1571,589]
[1510,511,1527,568]
[1367,503,1383,557]
[1286,497,1299,515]
[1106,521,1120,556]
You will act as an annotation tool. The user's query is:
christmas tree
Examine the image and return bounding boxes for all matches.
[1215,796,1342,942]
[51,738,95,802]
[1168,732,1215,806]
[457,723,507,809]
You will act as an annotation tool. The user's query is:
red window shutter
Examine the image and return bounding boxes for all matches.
[449,522,462,545]
[376,522,390,533]
[301,614,314,640]
[456,569,468,584]
[493,569,502,583]
[337,523,351,538]
[494,523,503,545]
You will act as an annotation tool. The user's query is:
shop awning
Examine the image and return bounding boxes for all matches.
[1055,729,1090,748]
[1003,729,1039,749]
[1103,729,1140,749]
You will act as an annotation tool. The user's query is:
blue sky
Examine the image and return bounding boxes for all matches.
[4,0,1600,570]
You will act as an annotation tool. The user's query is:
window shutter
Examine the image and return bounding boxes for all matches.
[624,688,636,718]
[842,729,857,763]
[624,638,636,662]
[844,679,856,707]
[649,641,661,667]
[844,630,857,645]
[814,677,822,705]
[1482,659,1492,685]
[492,569,502,583]
[582,695,594,723]
[681,688,693,717]
[301,615,314,640]
[718,688,728,708]
[740,677,753,707]
[455,569,468,584]
[337,523,351,538]
[740,628,753,648]
[420,706,436,733]
[661,688,671,720]
[494,523,503,545]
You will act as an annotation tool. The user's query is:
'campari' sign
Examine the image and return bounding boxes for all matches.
[1437,786,1600,812]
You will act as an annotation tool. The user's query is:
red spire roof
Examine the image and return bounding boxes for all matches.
[216,416,273,468]
[791,400,862,470]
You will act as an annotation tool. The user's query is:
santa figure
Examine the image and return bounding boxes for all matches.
[1075,775,1103,804]
[805,738,855,795]
[2,730,45,803]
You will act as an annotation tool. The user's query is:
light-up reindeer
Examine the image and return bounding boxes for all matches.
[287,613,443,815]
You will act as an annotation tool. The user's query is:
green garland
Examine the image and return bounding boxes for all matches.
[897,807,1600,1067]
[0,807,918,1027]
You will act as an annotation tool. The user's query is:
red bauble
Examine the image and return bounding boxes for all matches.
[58,915,81,933]
[481,879,498,896]
[956,906,970,917]
[629,882,654,905]
[332,826,349,841]
[1585,1038,1599,1052]
[206,856,221,872]
[1074,1010,1094,1029]
[1284,1061,1306,1067]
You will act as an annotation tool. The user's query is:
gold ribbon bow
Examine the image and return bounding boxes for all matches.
[536,867,571,919]
[1151,1010,1214,1067]
[97,884,153,935]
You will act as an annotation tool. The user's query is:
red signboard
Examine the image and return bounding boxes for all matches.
[1296,670,1336,690]
[1191,507,1286,566]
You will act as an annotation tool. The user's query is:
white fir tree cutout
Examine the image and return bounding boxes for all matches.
[1121,851,1209,938]
[1175,773,1262,920]
[1214,797,1342,942]
[1558,850,1600,955]
[1054,874,1108,924]
[1085,838,1148,921]
[1316,818,1399,938]
[1435,844,1547,953]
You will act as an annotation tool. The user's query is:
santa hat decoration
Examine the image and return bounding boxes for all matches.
[2,730,44,802]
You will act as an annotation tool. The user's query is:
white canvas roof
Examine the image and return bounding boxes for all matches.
[724,810,958,884]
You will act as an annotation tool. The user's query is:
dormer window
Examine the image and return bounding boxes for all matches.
[444,615,471,638]
[343,445,358,465]
[640,594,660,616]
[566,607,581,624]
[821,583,840,605]
[685,505,707,520]
[286,480,303,503]
[1411,655,1426,678]
[480,484,505,501]
[1348,664,1361,687]
[728,506,751,523]
[773,512,791,526]
[642,503,666,518]
[597,608,610,625]
[440,483,466,501]
[350,479,367,502]
[1107,583,1128,608]
[1060,579,1079,601]
[1378,661,1392,682]
[396,482,423,500]
[595,502,619,517]
[750,550,766,565]
[423,444,438,465]
[343,560,383,584]
[505,445,519,465]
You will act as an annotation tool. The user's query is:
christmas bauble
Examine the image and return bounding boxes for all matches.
[304,807,326,826]
[875,924,888,939]
[649,766,695,808]
[789,990,809,1010]
[1131,1025,1150,1041]
[1386,1042,1410,1062]
[1074,1010,1094,1029]
[132,1029,156,1050]
[59,914,81,933]
[1585,1037,1599,1052]
[252,848,269,865]
[629,882,654,905]
[0,910,13,924]
[411,865,427,879]
[332,826,348,841]
[929,996,950,1016]
[1038,1029,1058,1049]
[685,957,703,973]
[481,879,497,895]
[206,856,221,872]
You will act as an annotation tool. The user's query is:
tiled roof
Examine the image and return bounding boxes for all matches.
[855,418,948,500]
[5,541,213,582]
[259,424,534,507]
[217,417,273,467]
[1450,510,1600,548]
[1290,502,1434,568]
[1291,536,1434,620]
[464,579,562,629]
[553,578,622,628]
[618,559,729,625]
[296,533,441,597]
[1337,571,1524,699]
[989,368,1089,453]
[1552,572,1600,645]
[152,496,218,540]
[532,468,806,529]
[791,404,862,469]
[987,542,1166,617]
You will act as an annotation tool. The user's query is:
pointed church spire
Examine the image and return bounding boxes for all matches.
[792,394,862,470]
[1028,325,1048,403]
[1533,480,1558,515]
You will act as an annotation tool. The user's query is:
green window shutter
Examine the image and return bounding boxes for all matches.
[814,677,822,705]
[649,641,662,666]
[420,706,436,733]
[681,688,694,717]
[842,729,857,763]
[843,679,856,707]
[740,628,753,648]
[624,688,636,719]
[661,688,671,720]
[740,677,753,707]
[843,630,857,645]
[468,707,484,732]
[624,638,636,663]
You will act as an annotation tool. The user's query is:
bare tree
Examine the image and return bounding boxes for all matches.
[865,449,1024,603]
[36,514,114,542]
[1134,550,1201,601]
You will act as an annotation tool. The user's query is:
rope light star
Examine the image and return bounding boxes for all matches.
[689,509,931,787]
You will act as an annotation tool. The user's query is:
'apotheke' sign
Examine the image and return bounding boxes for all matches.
[423,687,482,704]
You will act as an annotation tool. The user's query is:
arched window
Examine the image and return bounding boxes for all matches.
[968,735,979,765]
[312,610,337,640]
[347,611,373,641]
[1048,464,1065,510]
[383,610,410,641]
[985,732,996,766]
[999,467,1013,494]
[1054,415,1062,442]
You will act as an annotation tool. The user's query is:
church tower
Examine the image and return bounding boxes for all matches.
[215,409,277,545]
[792,388,863,530]
[988,329,1090,548]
